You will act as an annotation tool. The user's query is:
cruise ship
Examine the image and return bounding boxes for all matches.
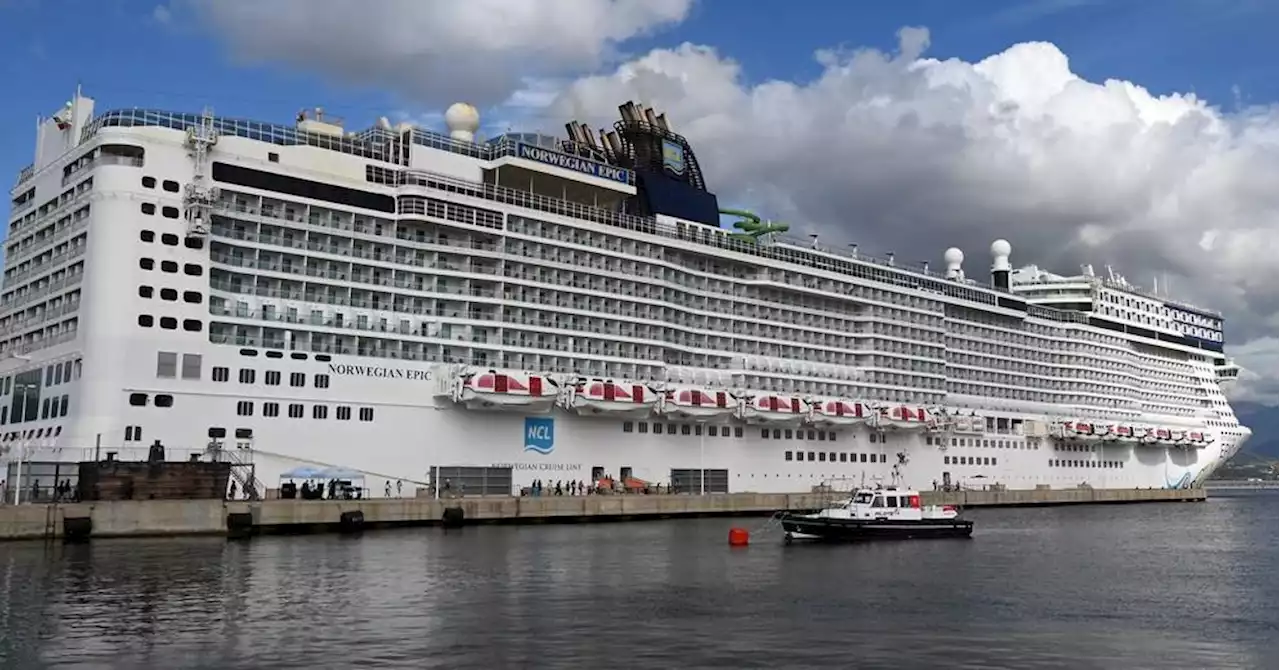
[0,90,1251,501]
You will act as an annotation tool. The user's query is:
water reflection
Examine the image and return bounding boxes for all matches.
[0,492,1274,669]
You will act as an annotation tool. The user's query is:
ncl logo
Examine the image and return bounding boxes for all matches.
[524,417,555,455]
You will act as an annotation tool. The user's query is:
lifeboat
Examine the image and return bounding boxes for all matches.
[566,379,659,417]
[455,369,558,413]
[1153,427,1172,443]
[658,386,736,420]
[809,398,867,427]
[1113,425,1135,442]
[739,394,809,424]
[1187,431,1214,448]
[1061,421,1094,441]
[877,405,934,430]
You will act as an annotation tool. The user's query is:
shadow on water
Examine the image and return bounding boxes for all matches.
[0,491,1275,670]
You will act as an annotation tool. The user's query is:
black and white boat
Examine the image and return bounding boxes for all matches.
[780,487,974,543]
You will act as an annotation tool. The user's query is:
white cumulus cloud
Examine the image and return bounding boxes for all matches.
[186,0,692,107]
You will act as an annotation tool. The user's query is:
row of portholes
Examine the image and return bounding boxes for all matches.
[139,285,203,304]
[141,202,181,219]
[129,392,174,407]
[3,425,63,442]
[141,176,181,193]
[140,229,204,249]
[138,315,203,332]
[140,258,203,276]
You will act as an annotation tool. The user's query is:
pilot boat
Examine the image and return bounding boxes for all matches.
[779,487,974,543]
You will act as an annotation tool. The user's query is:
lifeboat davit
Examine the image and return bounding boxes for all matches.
[566,379,659,417]
[740,394,809,424]
[810,398,866,427]
[1169,429,1189,445]
[1136,427,1157,444]
[455,369,558,413]
[1095,424,1117,441]
[658,386,736,420]
[877,405,934,430]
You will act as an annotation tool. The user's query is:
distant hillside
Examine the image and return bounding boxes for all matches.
[1234,401,1278,459]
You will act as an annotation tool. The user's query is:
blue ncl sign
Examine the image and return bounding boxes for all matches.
[524,417,555,455]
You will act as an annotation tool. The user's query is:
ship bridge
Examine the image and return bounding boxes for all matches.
[482,132,635,213]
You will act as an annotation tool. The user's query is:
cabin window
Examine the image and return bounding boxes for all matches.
[681,425,691,435]
[886,496,899,508]
[784,451,793,461]
[638,422,648,434]
[622,421,634,433]
[871,496,885,508]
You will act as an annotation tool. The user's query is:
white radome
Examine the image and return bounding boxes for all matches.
[444,103,480,141]
[991,239,1012,258]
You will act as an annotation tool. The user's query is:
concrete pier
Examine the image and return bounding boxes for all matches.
[0,487,1206,542]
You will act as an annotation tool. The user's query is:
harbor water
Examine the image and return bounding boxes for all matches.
[0,491,1275,669]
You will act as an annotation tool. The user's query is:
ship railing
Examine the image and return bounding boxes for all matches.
[211,197,973,331]
[4,216,90,269]
[0,327,78,359]
[15,163,35,187]
[0,273,84,316]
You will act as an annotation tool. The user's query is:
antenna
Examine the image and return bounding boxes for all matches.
[809,233,819,249]
[182,107,219,239]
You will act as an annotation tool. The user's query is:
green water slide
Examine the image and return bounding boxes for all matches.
[719,208,789,242]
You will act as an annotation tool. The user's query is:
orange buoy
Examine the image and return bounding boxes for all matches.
[728,527,750,547]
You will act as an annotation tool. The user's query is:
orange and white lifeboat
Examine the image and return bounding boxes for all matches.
[878,405,934,430]
[455,369,558,413]
[739,394,809,424]
[567,379,659,417]
[810,398,866,427]
[658,386,736,420]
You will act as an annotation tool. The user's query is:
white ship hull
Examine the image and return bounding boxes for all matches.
[0,92,1252,502]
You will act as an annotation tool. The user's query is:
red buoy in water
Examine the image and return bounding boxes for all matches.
[728,527,750,547]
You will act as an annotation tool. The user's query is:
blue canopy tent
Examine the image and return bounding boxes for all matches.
[279,466,364,481]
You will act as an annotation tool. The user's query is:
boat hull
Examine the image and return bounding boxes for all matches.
[779,514,974,542]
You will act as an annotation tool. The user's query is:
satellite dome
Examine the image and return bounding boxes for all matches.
[943,247,964,265]
[444,103,480,142]
[990,239,1012,258]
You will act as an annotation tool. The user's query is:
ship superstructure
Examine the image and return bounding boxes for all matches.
[0,91,1251,500]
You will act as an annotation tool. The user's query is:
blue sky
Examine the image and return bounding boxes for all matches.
[0,0,1275,185]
